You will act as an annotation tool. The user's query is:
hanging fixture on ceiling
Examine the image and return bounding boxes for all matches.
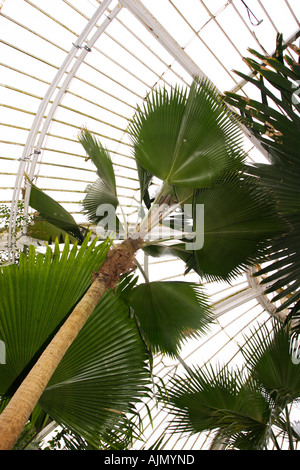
[240,0,263,26]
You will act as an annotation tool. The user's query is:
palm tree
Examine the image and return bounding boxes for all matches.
[224,33,300,318]
[0,78,284,449]
[160,320,300,450]
[156,33,300,452]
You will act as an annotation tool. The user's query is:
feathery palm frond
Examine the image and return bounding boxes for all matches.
[224,33,300,315]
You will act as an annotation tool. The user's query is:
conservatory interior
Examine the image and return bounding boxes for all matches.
[0,0,300,451]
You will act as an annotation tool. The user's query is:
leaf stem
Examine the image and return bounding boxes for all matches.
[271,430,281,451]
[135,259,150,284]
[132,180,170,238]
[285,405,295,450]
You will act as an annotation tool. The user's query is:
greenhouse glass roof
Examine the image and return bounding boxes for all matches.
[0,0,300,450]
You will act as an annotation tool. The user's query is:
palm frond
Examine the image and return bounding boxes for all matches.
[143,171,284,283]
[129,78,245,188]
[0,234,110,396]
[242,321,300,407]
[128,281,213,357]
[79,129,117,196]
[39,289,150,447]
[29,182,85,243]
[161,364,271,449]
[79,129,121,229]
[224,34,300,313]
[0,234,150,446]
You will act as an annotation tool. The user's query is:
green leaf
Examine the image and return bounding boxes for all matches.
[0,234,111,396]
[0,235,150,447]
[39,290,150,448]
[144,172,284,283]
[136,163,153,209]
[188,172,284,281]
[244,57,295,93]
[224,36,300,314]
[161,364,271,450]
[79,129,120,228]
[27,218,79,244]
[79,129,117,197]
[29,182,84,242]
[82,178,123,235]
[128,281,213,357]
[249,163,300,311]
[129,78,245,188]
[143,173,285,284]
[242,322,300,408]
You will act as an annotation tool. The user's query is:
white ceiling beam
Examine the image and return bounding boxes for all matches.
[119,0,207,80]
[119,0,272,162]
[7,0,119,260]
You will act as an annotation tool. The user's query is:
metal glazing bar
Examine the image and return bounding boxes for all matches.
[284,0,300,28]
[92,41,157,90]
[230,1,268,55]
[0,12,68,54]
[0,106,134,154]
[61,0,168,90]
[0,126,131,159]
[113,16,190,86]
[182,305,266,368]
[58,103,127,133]
[119,0,207,80]
[212,287,260,318]
[0,150,138,192]
[65,89,129,121]
[199,0,247,62]
[119,0,272,161]
[256,0,279,34]
[170,0,240,86]
[8,0,115,261]
[0,39,60,70]
[0,56,138,113]
[27,7,126,162]
[24,0,78,37]
[80,53,144,100]
[73,72,137,110]
[50,116,133,149]
[0,61,51,85]
[22,1,147,99]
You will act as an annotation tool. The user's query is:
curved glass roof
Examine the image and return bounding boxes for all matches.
[0,0,299,450]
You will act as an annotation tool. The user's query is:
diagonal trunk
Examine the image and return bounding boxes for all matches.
[0,237,143,450]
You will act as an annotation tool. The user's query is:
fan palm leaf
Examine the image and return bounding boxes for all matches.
[161,319,300,450]
[241,322,300,408]
[0,235,150,447]
[128,281,213,357]
[143,171,284,282]
[79,129,124,235]
[129,78,245,189]
[162,364,271,450]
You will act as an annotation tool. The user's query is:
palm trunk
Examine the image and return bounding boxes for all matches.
[0,237,142,450]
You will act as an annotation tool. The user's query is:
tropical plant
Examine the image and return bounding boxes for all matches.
[0,236,152,449]
[0,201,34,265]
[160,320,300,450]
[224,33,300,321]
[0,77,284,449]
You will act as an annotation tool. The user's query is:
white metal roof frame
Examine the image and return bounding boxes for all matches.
[7,0,293,259]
